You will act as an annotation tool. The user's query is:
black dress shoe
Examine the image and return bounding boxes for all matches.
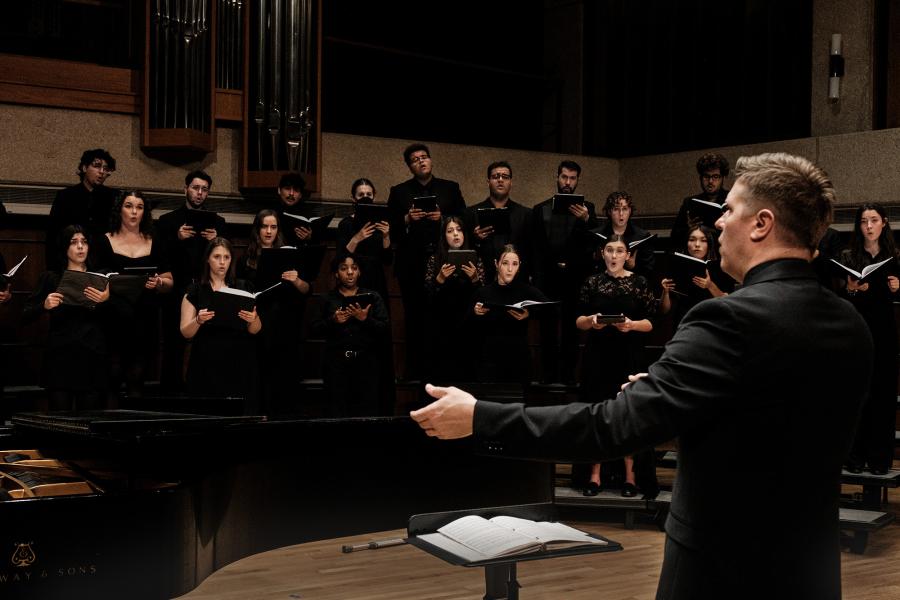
[621,482,638,498]
[583,482,602,496]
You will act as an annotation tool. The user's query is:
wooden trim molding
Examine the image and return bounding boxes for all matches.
[0,54,140,114]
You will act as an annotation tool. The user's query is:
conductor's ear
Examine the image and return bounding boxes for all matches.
[750,208,775,241]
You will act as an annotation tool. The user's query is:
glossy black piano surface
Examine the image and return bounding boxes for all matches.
[0,412,553,599]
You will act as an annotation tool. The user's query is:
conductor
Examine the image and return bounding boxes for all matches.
[411,153,873,600]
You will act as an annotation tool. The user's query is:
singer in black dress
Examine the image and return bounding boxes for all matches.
[93,191,173,400]
[840,204,899,474]
[471,244,548,384]
[236,209,311,416]
[181,238,261,410]
[23,225,110,410]
[660,224,734,328]
[577,234,658,497]
[425,216,486,382]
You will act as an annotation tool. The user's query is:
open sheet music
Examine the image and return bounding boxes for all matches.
[418,515,606,562]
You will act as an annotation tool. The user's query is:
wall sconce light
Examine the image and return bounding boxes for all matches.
[828,33,844,102]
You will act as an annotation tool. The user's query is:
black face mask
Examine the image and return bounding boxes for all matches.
[354,196,374,206]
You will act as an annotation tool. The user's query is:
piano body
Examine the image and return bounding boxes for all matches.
[0,411,552,599]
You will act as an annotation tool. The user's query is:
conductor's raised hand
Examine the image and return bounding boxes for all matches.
[621,372,649,391]
[410,384,477,439]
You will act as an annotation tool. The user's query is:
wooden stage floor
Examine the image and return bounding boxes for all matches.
[177,484,900,600]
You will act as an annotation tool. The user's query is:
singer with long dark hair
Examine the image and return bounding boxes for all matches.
[841,203,899,474]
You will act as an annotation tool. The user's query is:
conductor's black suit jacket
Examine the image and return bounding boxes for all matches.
[474,259,872,600]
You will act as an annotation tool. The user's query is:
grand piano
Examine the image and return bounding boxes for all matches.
[0,410,553,599]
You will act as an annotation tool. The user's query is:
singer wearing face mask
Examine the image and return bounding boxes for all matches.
[336,179,396,414]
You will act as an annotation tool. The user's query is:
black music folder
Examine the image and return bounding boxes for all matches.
[687,197,725,224]
[109,269,156,303]
[257,247,305,287]
[595,314,626,325]
[829,256,896,283]
[552,194,585,215]
[281,212,333,239]
[670,251,711,281]
[353,204,390,230]
[184,209,220,230]
[338,292,377,310]
[57,270,110,308]
[448,249,477,269]
[209,283,280,329]
[476,207,511,235]
[0,255,27,288]
[412,195,439,212]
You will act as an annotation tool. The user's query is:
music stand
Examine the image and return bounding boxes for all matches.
[406,502,622,600]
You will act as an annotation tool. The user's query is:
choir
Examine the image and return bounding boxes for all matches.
[3,147,897,495]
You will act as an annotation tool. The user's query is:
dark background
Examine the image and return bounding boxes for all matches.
[0,0,819,157]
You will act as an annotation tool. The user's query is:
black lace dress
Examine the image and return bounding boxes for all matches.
[577,271,659,492]
[578,272,658,398]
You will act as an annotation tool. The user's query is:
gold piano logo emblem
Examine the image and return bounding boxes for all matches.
[11,543,36,568]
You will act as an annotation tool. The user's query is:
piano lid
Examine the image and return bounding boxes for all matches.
[11,410,265,437]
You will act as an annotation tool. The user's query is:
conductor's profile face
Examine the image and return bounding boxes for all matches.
[715,181,755,281]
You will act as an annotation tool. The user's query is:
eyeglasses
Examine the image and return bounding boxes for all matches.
[489,173,512,181]
[88,161,114,174]
[701,173,722,181]
[189,185,210,193]
[409,155,431,164]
